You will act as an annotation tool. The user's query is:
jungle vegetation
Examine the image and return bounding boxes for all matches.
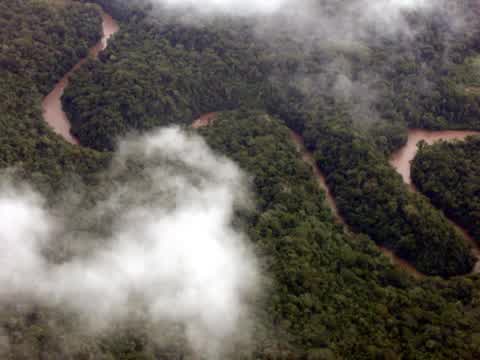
[412,135,480,244]
[63,0,480,276]
[1,0,480,359]
[0,0,109,195]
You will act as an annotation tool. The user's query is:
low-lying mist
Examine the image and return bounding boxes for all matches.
[146,0,471,124]
[149,0,448,39]
[154,0,434,16]
[0,127,258,357]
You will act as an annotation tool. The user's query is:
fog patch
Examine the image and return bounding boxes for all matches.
[151,0,435,16]
[147,0,445,40]
[0,127,258,358]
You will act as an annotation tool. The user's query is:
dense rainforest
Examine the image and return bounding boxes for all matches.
[412,135,480,243]
[63,0,480,276]
[1,0,480,359]
[0,0,109,194]
[305,121,475,276]
[200,111,480,359]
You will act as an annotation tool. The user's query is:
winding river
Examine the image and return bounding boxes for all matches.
[42,8,119,144]
[289,132,424,278]
[291,128,480,277]
[289,132,344,224]
[390,128,480,274]
[291,128,480,278]
[389,129,480,185]
[42,7,479,278]
[191,117,478,277]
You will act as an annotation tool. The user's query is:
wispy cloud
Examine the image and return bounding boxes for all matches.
[0,128,258,358]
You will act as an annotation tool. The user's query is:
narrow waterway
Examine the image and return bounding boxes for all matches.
[47,8,477,278]
[190,116,479,277]
[389,128,480,274]
[389,129,480,185]
[289,132,424,278]
[42,9,119,144]
[191,113,426,278]
[192,113,217,129]
[289,132,344,224]
[379,247,424,279]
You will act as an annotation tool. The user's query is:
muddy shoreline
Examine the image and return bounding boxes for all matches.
[289,131,424,278]
[389,128,480,274]
[389,129,480,184]
[42,6,478,278]
[41,8,119,144]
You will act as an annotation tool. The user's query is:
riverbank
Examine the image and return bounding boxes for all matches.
[389,128,480,274]
[42,8,119,145]
[389,129,480,184]
[42,4,479,278]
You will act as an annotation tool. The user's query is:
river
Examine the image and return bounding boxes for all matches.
[289,128,480,278]
[389,129,480,185]
[191,114,428,277]
[289,132,424,278]
[42,8,119,145]
[192,113,217,129]
[42,7,477,277]
[289,132,344,224]
[389,128,480,274]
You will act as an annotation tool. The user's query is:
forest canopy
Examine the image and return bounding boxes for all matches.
[1,0,480,359]
[412,136,480,243]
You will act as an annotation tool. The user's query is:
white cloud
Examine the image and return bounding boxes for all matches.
[150,0,435,17]
[160,0,288,14]
[0,128,257,357]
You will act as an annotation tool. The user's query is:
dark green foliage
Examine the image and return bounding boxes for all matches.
[304,120,475,276]
[78,0,151,22]
[3,0,480,358]
[3,108,480,359]
[436,55,480,130]
[62,0,480,276]
[200,111,480,359]
[75,0,480,138]
[63,16,268,151]
[0,0,109,193]
[412,136,480,243]
[0,0,102,94]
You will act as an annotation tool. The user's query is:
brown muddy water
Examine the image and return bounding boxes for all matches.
[53,14,477,278]
[390,128,480,274]
[389,129,480,185]
[190,113,427,278]
[289,132,424,278]
[41,9,119,144]
[191,114,480,278]
[192,113,217,129]
[289,132,344,224]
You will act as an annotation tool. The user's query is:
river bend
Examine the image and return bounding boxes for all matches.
[41,7,479,277]
[42,8,119,144]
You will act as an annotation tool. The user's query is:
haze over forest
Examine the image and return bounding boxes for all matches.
[1,0,480,359]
